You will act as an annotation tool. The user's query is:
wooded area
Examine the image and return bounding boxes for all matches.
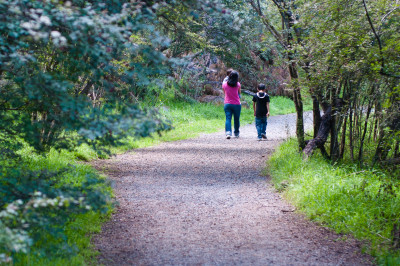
[0,0,399,263]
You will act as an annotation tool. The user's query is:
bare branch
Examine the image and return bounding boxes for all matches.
[379,6,399,32]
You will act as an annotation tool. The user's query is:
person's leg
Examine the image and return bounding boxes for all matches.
[224,104,233,136]
[261,117,267,139]
[265,117,268,133]
[255,117,262,139]
[262,117,267,135]
[232,104,241,136]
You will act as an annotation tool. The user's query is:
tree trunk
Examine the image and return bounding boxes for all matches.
[312,95,321,138]
[349,100,355,161]
[373,131,391,165]
[330,105,340,162]
[339,116,347,160]
[358,102,372,164]
[289,64,305,149]
[294,87,305,149]
[304,98,344,159]
[303,106,333,158]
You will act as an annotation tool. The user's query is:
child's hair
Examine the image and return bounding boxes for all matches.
[227,71,239,87]
[258,83,266,91]
[226,68,233,76]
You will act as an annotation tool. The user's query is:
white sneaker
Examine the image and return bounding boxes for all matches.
[257,137,262,141]
[234,134,239,138]
[226,135,231,139]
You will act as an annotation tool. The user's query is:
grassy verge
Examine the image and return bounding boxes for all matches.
[268,138,400,264]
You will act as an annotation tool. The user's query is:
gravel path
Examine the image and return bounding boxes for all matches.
[92,111,373,265]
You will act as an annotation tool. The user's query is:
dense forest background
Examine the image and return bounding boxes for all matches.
[0,0,399,264]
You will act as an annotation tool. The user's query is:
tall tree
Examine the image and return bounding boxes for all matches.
[247,0,305,149]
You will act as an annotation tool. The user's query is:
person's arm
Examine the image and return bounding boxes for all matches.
[253,101,256,116]
[266,102,270,117]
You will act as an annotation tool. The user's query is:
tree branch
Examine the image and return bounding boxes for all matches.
[362,0,383,57]
[363,0,400,79]
[257,0,262,15]
[260,16,286,48]
[248,0,262,15]
[247,0,285,48]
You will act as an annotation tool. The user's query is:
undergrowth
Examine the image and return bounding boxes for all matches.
[268,138,400,264]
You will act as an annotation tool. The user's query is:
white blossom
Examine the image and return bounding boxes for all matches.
[9,6,21,14]
[51,31,61,38]
[21,22,34,29]
[0,254,12,263]
[59,36,67,46]
[39,16,51,26]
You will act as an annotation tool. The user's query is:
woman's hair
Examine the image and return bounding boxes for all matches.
[227,71,239,87]
[226,68,233,76]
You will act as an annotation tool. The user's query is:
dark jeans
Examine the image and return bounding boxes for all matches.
[255,117,267,138]
[224,104,241,136]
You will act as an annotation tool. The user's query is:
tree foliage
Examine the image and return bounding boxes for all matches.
[0,0,176,262]
[0,0,174,152]
[245,0,399,165]
[296,0,400,164]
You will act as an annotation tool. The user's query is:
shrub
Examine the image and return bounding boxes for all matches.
[0,152,110,263]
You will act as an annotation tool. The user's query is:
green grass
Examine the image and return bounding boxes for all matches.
[268,138,400,264]
[15,210,110,266]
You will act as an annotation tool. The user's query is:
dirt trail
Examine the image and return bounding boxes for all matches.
[92,112,373,265]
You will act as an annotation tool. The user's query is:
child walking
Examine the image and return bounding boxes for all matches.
[252,84,270,141]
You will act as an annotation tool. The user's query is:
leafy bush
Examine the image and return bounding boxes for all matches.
[0,151,110,264]
[0,0,172,153]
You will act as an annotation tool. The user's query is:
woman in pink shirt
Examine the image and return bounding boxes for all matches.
[222,71,241,139]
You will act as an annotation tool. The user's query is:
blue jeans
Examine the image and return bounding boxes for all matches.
[224,104,241,136]
[255,117,267,138]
